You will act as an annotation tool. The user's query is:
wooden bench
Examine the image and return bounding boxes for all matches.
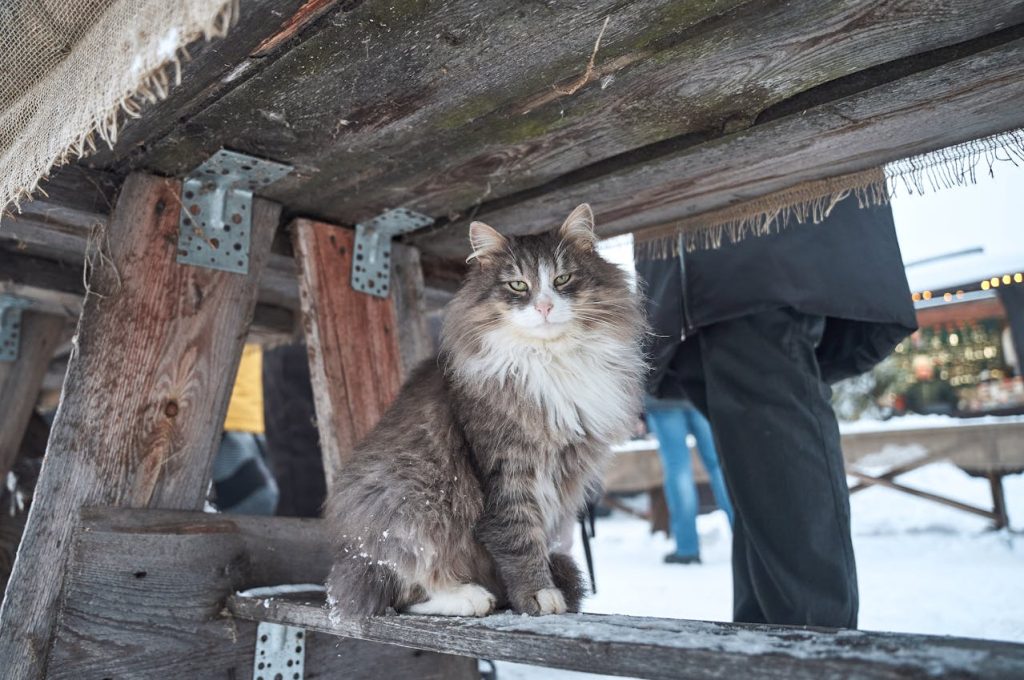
[229,592,1024,680]
[52,507,1024,680]
[604,439,712,534]
[841,417,1024,528]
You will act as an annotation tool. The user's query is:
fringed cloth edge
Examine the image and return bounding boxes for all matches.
[634,127,1024,259]
[0,0,239,215]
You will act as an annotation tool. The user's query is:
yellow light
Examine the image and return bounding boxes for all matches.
[943,292,952,302]
[922,291,932,300]
[912,292,921,301]
[981,280,990,290]
[1003,274,1012,285]
[991,277,1001,288]
[1016,273,1023,283]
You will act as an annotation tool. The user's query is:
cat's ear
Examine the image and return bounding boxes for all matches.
[559,203,597,251]
[467,221,508,263]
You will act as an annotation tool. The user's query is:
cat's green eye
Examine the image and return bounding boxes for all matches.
[554,273,572,287]
[508,280,529,292]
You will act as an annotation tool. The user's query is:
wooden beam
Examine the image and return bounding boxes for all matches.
[0,173,280,679]
[391,243,434,376]
[0,209,301,315]
[125,2,1024,237]
[418,34,1024,257]
[83,0,349,169]
[0,312,65,481]
[291,219,403,486]
[47,508,475,679]
[230,593,1024,680]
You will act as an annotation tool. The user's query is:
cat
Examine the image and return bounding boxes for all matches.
[325,203,646,618]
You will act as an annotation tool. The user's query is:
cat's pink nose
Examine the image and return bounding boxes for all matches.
[534,298,554,320]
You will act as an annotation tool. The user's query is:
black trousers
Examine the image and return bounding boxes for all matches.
[673,307,858,628]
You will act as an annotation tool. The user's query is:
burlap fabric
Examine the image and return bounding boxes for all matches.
[0,0,235,212]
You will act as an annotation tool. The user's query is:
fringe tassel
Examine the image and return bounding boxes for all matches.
[635,127,1024,258]
[3,0,239,213]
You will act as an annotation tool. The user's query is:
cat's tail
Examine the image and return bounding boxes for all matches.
[326,552,423,617]
[549,552,586,613]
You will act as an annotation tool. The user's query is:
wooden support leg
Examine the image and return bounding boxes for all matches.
[0,312,65,481]
[0,173,280,679]
[291,219,406,486]
[988,472,1010,530]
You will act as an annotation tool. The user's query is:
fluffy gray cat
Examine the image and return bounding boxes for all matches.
[325,204,645,618]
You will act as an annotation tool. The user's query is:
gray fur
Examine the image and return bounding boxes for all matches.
[325,206,645,617]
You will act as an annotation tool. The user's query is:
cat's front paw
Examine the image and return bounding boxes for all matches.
[512,587,567,615]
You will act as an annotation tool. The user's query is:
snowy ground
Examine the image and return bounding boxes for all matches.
[495,461,1024,679]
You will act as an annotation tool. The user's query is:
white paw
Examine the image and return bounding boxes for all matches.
[458,583,497,616]
[535,587,567,615]
[406,583,496,617]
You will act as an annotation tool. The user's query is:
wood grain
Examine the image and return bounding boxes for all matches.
[127,1,1024,233]
[391,243,434,377]
[419,36,1024,258]
[0,173,280,679]
[0,210,301,332]
[292,219,404,486]
[0,312,65,481]
[231,593,1024,680]
[48,508,476,679]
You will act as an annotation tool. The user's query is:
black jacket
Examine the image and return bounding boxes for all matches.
[638,196,918,398]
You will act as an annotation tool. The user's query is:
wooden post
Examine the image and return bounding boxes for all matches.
[0,173,280,678]
[0,311,65,481]
[291,219,404,487]
[390,242,434,375]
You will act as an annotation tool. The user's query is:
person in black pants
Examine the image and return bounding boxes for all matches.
[636,195,917,628]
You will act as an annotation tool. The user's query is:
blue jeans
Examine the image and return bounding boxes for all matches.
[646,406,734,558]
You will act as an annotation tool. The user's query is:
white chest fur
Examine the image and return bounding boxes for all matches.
[460,331,641,442]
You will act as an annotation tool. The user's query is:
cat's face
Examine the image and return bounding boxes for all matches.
[454,204,631,343]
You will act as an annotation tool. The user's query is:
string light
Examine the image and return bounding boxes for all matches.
[912,271,1023,301]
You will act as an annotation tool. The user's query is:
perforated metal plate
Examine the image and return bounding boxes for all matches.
[352,207,434,297]
[0,296,30,362]
[177,149,292,274]
[253,622,306,680]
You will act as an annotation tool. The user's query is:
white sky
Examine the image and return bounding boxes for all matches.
[891,160,1024,292]
[598,157,1024,293]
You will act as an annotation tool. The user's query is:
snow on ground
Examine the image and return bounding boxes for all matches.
[495,462,1024,680]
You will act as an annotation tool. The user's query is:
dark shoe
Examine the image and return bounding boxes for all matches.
[664,553,701,565]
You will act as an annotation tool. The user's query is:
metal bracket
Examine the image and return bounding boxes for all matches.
[352,208,434,297]
[253,622,306,680]
[177,149,292,274]
[0,296,30,362]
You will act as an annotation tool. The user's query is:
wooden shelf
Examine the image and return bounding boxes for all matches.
[228,592,1024,680]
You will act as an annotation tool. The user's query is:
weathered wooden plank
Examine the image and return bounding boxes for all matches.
[418,35,1024,258]
[0,210,302,315]
[0,312,65,482]
[231,593,1024,680]
[0,173,280,679]
[391,242,434,376]
[48,508,476,680]
[292,219,403,486]
[127,1,1024,233]
[82,0,349,168]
